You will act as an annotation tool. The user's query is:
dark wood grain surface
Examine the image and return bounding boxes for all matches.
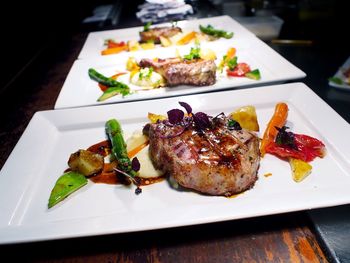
[0,30,330,263]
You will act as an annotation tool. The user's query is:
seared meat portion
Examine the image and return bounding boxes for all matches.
[139,58,216,86]
[148,116,260,196]
[140,26,182,44]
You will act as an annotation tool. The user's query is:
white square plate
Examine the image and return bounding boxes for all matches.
[1,82,350,244]
[56,18,305,109]
[78,16,256,59]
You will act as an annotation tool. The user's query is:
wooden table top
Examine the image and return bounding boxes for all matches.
[0,29,332,262]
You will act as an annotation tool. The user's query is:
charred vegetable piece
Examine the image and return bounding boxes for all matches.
[68,149,104,176]
[199,24,233,39]
[265,130,326,162]
[48,171,87,208]
[230,105,259,132]
[106,119,136,177]
[245,69,261,80]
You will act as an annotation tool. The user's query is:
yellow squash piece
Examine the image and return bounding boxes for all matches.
[199,48,217,60]
[289,158,312,182]
[230,105,259,132]
[140,42,155,50]
[148,112,167,123]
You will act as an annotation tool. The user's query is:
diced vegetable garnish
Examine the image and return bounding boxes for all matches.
[230,105,259,132]
[260,103,288,157]
[289,158,312,182]
[245,69,261,80]
[227,63,251,77]
[199,24,233,39]
[48,171,87,208]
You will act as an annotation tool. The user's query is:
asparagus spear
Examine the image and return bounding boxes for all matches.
[88,68,131,99]
[199,24,233,39]
[105,119,136,177]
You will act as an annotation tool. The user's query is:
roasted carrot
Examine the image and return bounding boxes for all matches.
[101,45,128,55]
[127,141,149,158]
[226,47,236,59]
[177,31,196,45]
[260,102,288,157]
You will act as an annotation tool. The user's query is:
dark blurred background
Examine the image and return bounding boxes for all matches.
[0,0,348,95]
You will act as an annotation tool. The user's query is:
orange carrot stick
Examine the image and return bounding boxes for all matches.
[127,141,149,158]
[260,102,289,157]
[101,45,128,55]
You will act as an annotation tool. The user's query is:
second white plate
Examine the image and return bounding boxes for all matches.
[55,38,305,109]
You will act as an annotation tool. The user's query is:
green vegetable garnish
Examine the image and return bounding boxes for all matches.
[245,69,261,80]
[98,87,130,101]
[143,22,152,32]
[227,56,238,71]
[184,45,201,60]
[199,24,233,39]
[105,119,136,177]
[328,76,343,85]
[88,68,131,101]
[48,171,87,208]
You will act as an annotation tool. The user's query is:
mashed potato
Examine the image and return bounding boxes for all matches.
[127,130,164,179]
[130,67,164,89]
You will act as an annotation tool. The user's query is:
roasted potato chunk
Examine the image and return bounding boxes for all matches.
[68,149,104,176]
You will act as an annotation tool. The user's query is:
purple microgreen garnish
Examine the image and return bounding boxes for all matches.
[114,168,138,185]
[193,112,211,130]
[167,109,184,124]
[131,157,140,172]
[179,101,192,115]
[275,126,297,149]
[142,123,150,136]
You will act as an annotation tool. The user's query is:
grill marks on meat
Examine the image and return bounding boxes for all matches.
[139,58,216,86]
[148,117,260,196]
[139,26,182,44]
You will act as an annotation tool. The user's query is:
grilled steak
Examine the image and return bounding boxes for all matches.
[148,115,260,196]
[140,26,182,44]
[139,58,216,86]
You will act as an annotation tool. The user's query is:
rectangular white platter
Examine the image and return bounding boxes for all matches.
[55,27,305,109]
[78,15,256,59]
[1,82,350,244]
